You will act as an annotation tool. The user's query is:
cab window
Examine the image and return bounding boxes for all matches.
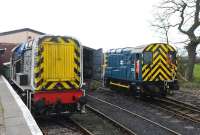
[168,51,176,64]
[25,40,33,49]
[143,52,152,64]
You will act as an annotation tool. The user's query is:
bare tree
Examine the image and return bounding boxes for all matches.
[152,0,200,80]
[151,13,173,44]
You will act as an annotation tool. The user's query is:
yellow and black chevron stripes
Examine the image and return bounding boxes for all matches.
[72,38,81,88]
[34,44,44,90]
[42,81,76,90]
[142,43,177,82]
[34,36,81,91]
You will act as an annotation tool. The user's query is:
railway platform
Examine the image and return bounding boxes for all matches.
[0,75,42,135]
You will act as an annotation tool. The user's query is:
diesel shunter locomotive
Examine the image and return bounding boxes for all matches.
[104,43,179,97]
[10,35,86,114]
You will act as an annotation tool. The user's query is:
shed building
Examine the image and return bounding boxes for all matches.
[0,28,45,69]
[0,28,45,44]
[0,28,103,80]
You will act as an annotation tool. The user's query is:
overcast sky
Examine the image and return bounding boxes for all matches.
[1,0,163,50]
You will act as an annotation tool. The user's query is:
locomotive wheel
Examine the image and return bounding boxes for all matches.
[105,79,110,88]
[160,86,167,97]
[130,85,145,98]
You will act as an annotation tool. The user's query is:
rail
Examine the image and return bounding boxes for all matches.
[153,97,200,124]
[86,105,137,135]
[87,94,181,135]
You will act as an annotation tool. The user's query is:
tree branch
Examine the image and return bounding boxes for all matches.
[188,0,200,34]
[178,3,188,35]
[151,0,200,80]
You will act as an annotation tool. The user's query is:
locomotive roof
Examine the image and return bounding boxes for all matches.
[107,43,176,54]
[11,35,80,52]
[107,45,146,54]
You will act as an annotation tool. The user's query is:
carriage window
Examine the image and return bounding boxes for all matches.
[143,52,152,64]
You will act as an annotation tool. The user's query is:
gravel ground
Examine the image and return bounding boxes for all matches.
[168,89,200,108]
[88,93,177,135]
[37,117,84,135]
[87,97,176,135]
[71,109,129,135]
[87,88,200,135]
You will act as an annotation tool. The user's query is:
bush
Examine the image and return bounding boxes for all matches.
[194,64,200,81]
[177,56,187,80]
[179,80,200,89]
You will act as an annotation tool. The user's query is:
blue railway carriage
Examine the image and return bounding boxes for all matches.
[104,43,179,97]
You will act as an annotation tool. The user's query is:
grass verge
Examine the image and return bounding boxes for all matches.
[179,64,200,89]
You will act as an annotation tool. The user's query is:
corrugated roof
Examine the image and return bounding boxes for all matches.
[0,28,45,36]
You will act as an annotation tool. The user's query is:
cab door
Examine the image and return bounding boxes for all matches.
[135,53,140,80]
[142,51,153,81]
[129,55,135,81]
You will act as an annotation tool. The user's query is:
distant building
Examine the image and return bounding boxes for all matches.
[0,28,45,44]
[0,28,45,66]
[0,43,16,65]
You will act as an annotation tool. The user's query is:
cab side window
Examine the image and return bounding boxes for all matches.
[143,52,152,64]
[25,40,33,49]
[168,51,176,64]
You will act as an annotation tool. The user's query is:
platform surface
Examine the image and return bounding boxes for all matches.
[0,76,42,135]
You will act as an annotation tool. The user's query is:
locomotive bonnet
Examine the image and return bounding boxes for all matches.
[104,43,179,97]
[10,35,86,114]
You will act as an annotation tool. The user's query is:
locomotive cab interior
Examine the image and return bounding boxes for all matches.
[167,51,176,64]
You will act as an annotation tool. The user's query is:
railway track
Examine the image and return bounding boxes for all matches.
[87,94,181,135]
[153,97,200,124]
[98,86,200,124]
[70,118,94,135]
[39,107,133,135]
[38,116,89,135]
[86,105,137,135]
[169,90,200,108]
[71,107,133,135]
